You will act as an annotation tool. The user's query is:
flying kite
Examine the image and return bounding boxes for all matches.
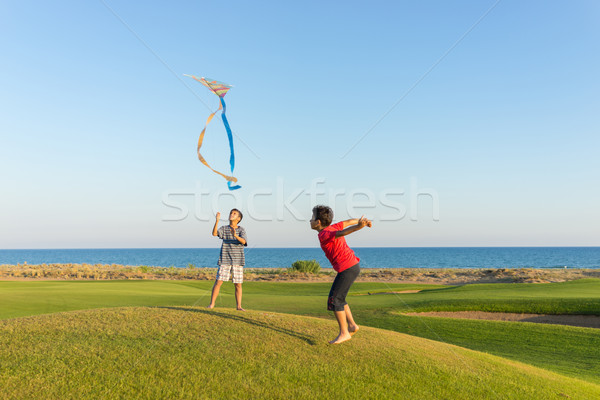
[185,75,241,190]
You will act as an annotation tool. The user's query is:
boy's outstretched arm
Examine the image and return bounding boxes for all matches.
[335,216,372,238]
[212,212,221,236]
[341,218,359,229]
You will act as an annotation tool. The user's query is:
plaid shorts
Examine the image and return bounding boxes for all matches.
[216,265,244,284]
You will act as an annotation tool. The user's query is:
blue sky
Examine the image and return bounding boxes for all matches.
[1,0,599,249]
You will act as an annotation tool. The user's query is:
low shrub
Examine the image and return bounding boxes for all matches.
[290,260,321,274]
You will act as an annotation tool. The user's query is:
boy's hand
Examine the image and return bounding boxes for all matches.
[216,212,221,220]
[358,216,372,228]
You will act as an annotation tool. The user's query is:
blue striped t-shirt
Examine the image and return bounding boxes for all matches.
[217,225,248,266]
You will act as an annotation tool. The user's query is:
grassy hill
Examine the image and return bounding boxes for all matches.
[2,280,600,386]
[1,307,599,399]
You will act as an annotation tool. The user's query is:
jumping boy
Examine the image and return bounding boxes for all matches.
[208,209,248,310]
[310,205,372,344]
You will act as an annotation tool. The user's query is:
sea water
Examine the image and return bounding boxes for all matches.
[0,247,599,269]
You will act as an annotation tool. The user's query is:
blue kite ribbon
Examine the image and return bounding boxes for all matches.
[220,97,241,191]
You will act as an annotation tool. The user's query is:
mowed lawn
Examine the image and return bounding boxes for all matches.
[3,307,600,399]
[1,279,600,387]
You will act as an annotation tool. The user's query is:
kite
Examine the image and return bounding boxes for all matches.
[185,75,241,190]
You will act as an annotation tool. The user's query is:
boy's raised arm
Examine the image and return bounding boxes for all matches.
[335,216,372,238]
[212,212,221,236]
[341,219,359,229]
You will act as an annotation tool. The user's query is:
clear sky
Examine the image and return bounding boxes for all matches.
[1,0,599,249]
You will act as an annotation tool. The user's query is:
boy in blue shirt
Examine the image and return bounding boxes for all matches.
[207,209,248,310]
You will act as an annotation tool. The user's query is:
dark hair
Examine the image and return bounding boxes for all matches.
[312,205,333,227]
[231,208,243,222]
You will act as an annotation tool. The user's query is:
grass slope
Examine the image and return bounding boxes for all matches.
[2,280,600,386]
[1,307,599,400]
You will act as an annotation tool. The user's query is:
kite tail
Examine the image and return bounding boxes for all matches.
[220,97,241,191]
[196,101,240,187]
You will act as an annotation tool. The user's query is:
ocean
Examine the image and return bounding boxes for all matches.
[0,247,599,269]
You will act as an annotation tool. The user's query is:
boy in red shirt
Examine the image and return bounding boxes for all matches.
[310,205,372,344]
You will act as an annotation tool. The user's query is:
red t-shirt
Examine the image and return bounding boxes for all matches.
[318,221,360,273]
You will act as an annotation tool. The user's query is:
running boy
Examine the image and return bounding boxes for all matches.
[208,209,248,310]
[310,205,372,344]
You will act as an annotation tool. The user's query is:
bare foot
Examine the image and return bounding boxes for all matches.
[206,305,214,309]
[348,325,360,336]
[329,332,352,344]
[236,307,246,311]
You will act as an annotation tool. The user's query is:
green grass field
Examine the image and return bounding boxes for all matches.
[1,279,600,398]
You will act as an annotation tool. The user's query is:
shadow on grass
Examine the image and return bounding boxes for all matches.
[159,307,318,345]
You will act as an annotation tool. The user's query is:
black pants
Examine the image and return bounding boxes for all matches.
[327,263,360,311]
